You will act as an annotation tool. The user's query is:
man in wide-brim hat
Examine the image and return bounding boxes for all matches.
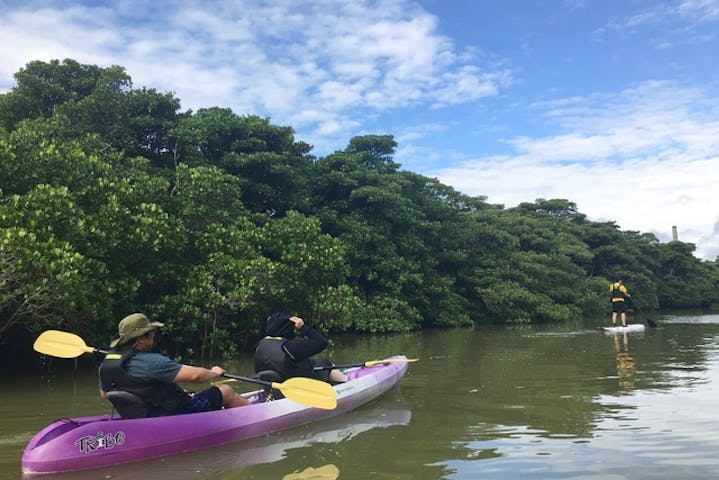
[99,313,249,417]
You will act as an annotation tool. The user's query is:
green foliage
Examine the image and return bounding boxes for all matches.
[349,294,422,333]
[0,59,109,130]
[171,109,313,214]
[1,59,718,358]
[0,227,112,339]
[309,284,365,331]
[655,242,719,308]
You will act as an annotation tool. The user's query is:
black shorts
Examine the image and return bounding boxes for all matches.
[612,301,628,313]
[185,386,223,413]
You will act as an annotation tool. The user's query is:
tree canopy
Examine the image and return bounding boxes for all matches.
[2,59,717,359]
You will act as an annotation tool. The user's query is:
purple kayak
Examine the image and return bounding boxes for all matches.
[22,356,409,475]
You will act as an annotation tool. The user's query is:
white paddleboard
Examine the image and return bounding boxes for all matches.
[602,324,645,333]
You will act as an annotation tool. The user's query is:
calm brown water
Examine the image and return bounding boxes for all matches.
[2,312,719,479]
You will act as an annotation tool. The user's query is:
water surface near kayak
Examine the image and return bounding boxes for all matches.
[2,312,719,479]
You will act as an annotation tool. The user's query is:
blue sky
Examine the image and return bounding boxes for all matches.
[1,0,718,259]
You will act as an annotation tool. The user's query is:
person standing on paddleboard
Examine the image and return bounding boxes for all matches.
[610,279,632,327]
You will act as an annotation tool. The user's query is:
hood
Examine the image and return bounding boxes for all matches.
[265,312,296,338]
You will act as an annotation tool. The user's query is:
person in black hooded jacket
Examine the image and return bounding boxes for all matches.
[254,312,347,384]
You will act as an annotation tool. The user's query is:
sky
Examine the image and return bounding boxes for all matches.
[1,0,718,260]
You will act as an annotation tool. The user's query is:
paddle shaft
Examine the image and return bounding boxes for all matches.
[221,373,273,388]
[313,357,417,371]
[619,299,658,328]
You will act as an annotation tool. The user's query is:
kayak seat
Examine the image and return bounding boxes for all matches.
[256,370,285,401]
[106,390,150,419]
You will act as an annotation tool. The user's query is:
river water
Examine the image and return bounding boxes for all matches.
[2,312,719,479]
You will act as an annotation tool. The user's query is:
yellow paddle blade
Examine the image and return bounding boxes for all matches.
[33,330,97,358]
[272,377,337,410]
[364,358,419,367]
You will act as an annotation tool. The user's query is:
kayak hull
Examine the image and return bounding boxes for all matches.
[602,324,645,333]
[22,356,409,475]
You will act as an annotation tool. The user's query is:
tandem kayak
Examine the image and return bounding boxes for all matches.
[602,324,645,333]
[22,356,409,475]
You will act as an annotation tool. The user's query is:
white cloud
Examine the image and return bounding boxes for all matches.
[395,122,449,143]
[606,0,719,42]
[0,0,505,153]
[678,0,719,20]
[432,81,719,260]
[0,5,118,81]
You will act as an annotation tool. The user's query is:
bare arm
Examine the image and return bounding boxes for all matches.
[173,364,225,383]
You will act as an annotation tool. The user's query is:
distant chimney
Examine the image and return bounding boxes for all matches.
[672,226,678,241]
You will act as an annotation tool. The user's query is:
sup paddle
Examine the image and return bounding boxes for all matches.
[626,299,659,329]
[33,330,337,410]
[313,357,418,371]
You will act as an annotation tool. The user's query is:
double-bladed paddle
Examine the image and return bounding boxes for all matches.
[218,372,336,410]
[33,329,105,358]
[33,330,337,410]
[313,357,418,371]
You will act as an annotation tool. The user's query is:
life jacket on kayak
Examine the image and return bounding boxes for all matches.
[99,349,191,417]
[254,336,314,379]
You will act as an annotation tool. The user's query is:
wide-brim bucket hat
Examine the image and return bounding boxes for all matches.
[110,313,164,348]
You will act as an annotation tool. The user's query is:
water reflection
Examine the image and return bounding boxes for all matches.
[283,464,339,480]
[7,314,719,480]
[613,332,636,390]
[425,320,719,479]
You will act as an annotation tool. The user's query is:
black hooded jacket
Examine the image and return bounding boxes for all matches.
[254,312,329,379]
